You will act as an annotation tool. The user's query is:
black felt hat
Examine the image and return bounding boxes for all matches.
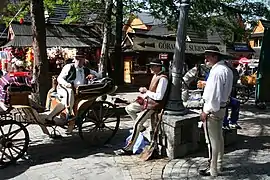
[146,59,163,66]
[75,49,86,57]
[205,46,222,55]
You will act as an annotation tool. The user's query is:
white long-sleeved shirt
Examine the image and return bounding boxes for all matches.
[202,61,233,114]
[145,75,168,101]
[57,63,101,88]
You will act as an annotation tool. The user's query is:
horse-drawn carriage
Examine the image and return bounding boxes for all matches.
[0,77,120,168]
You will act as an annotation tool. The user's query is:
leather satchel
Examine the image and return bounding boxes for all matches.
[135,96,149,110]
[145,97,160,110]
[135,96,145,105]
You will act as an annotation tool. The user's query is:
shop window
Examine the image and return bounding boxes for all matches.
[254,38,262,47]
[259,38,262,47]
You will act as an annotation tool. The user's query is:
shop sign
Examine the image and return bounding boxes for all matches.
[159,53,168,60]
[133,37,226,54]
[233,44,249,51]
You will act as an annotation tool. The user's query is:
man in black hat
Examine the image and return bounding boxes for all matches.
[46,50,101,125]
[199,46,233,177]
[115,59,169,155]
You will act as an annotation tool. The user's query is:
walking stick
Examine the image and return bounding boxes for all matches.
[139,109,164,161]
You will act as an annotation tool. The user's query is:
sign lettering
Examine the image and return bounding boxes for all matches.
[133,37,226,54]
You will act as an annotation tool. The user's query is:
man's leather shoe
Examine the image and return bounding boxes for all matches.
[114,148,133,156]
[199,168,211,176]
[230,123,242,129]
[199,168,217,177]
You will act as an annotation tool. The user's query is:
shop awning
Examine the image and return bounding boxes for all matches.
[2,36,100,48]
[2,23,101,48]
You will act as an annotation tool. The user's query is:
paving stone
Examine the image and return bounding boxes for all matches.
[1,100,270,180]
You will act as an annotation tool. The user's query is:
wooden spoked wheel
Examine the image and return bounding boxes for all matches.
[78,101,120,146]
[0,120,29,168]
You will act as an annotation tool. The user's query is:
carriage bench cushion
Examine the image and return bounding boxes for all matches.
[7,84,33,92]
[76,82,113,95]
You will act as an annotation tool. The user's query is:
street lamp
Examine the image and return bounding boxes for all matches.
[165,0,190,115]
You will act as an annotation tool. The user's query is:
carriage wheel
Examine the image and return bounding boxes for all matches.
[236,86,250,104]
[0,120,29,168]
[78,101,120,145]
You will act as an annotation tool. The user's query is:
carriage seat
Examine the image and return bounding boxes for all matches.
[7,84,33,93]
[75,79,114,95]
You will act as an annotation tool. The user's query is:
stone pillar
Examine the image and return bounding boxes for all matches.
[161,111,200,159]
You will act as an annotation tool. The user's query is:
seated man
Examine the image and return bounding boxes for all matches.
[0,61,32,108]
[51,50,101,122]
[115,59,168,155]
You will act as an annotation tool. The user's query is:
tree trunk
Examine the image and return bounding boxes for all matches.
[98,0,113,77]
[0,0,8,12]
[30,0,49,107]
[114,0,124,85]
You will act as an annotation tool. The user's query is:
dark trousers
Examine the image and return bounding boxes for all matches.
[223,97,240,125]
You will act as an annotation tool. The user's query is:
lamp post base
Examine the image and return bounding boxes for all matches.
[165,100,189,115]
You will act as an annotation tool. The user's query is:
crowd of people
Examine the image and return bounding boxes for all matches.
[0,44,248,177]
[114,46,243,178]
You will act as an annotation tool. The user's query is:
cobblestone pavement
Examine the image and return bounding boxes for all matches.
[1,101,270,180]
[163,102,270,180]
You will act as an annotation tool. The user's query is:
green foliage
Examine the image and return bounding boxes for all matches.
[61,0,107,24]
[1,0,269,42]
[0,0,63,25]
[145,0,270,42]
[0,2,29,25]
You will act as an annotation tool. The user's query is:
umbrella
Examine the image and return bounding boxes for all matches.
[239,57,250,64]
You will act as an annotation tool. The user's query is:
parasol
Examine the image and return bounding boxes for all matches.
[239,57,250,64]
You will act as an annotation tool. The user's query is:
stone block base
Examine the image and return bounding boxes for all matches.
[157,111,200,159]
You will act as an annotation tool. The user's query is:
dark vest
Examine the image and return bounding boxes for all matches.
[147,72,169,110]
[65,64,91,85]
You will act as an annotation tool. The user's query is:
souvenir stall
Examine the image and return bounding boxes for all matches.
[47,47,76,74]
[1,47,33,72]
[121,33,226,87]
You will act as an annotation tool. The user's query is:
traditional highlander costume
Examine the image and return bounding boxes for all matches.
[199,46,233,177]
[116,59,168,155]
[53,51,101,121]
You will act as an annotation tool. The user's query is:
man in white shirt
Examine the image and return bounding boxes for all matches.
[199,46,233,177]
[115,59,168,155]
[53,50,101,121]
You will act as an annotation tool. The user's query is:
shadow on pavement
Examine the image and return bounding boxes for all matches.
[240,103,270,114]
[0,128,130,180]
[221,162,270,177]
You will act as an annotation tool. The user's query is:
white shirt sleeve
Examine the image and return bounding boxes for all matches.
[145,77,168,101]
[203,72,223,114]
[57,64,71,86]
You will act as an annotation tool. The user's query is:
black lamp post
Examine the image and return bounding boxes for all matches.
[165,0,190,115]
